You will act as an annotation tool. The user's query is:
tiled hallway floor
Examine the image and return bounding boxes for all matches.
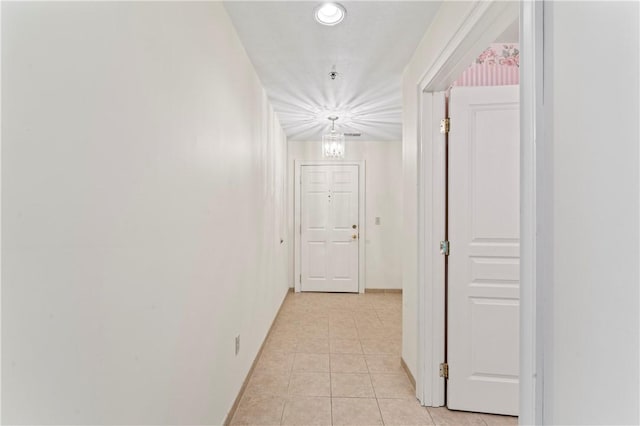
[230,291,518,425]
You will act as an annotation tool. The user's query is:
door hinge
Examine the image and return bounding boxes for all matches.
[439,362,449,378]
[439,240,450,256]
[440,117,450,134]
[299,274,302,284]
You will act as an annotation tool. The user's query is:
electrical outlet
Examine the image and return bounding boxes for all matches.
[235,335,240,356]
[375,217,381,225]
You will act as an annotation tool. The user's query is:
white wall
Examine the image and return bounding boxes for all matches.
[539,2,639,424]
[401,0,476,380]
[288,140,403,290]
[2,2,289,424]
[403,1,639,423]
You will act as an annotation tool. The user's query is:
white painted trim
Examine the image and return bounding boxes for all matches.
[414,0,542,419]
[416,93,429,405]
[519,1,544,424]
[418,1,519,94]
[294,160,366,294]
[417,91,447,407]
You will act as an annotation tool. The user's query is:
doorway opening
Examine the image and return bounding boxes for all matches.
[415,0,537,422]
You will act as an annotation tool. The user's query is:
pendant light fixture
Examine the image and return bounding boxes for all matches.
[322,116,345,158]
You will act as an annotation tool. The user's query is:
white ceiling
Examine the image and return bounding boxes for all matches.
[224,1,442,141]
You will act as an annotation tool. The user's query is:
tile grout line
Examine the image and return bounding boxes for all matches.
[279,313,295,426]
[329,344,334,426]
[287,299,302,425]
[371,302,393,426]
[373,306,385,327]
[424,405,437,426]
[373,375,386,426]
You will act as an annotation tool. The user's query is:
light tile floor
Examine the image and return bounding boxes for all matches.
[231,291,518,426]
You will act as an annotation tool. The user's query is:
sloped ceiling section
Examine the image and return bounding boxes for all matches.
[224,1,442,141]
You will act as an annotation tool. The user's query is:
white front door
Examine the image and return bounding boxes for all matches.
[301,165,359,293]
[447,86,520,415]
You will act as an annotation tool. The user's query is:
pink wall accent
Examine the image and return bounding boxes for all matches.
[453,44,519,87]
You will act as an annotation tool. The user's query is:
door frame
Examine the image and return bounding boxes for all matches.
[415,1,543,424]
[294,160,366,294]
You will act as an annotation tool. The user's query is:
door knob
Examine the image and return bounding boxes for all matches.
[352,224,357,229]
[352,234,358,240]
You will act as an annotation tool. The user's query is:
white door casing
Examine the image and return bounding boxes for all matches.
[417,91,448,406]
[447,85,520,415]
[300,164,359,293]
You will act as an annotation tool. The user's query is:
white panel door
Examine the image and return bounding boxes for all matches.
[301,165,359,293]
[447,86,520,415]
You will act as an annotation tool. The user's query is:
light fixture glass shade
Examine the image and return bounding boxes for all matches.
[322,130,345,158]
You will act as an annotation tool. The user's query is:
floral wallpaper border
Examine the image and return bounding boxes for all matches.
[476,44,520,67]
[453,43,520,87]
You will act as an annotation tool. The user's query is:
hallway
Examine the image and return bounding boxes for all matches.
[2,1,639,424]
[230,292,517,425]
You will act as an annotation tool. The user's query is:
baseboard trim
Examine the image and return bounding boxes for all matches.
[401,357,416,390]
[223,288,292,425]
[364,288,402,294]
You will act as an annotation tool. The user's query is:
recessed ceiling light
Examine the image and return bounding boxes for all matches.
[314,3,346,26]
